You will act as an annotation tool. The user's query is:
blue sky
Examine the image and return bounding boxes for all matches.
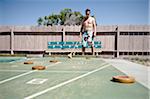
[0,0,149,25]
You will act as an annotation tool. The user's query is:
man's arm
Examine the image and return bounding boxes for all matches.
[93,18,96,36]
[80,18,84,38]
[80,24,83,33]
[79,25,83,39]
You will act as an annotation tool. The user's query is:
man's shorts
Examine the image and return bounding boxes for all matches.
[82,31,94,48]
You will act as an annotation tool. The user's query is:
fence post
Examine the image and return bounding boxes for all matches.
[10,27,14,55]
[115,25,119,58]
[62,27,65,42]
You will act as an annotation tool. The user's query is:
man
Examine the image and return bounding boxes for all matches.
[80,9,96,55]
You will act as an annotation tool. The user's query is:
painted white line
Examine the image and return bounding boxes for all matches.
[0,70,30,72]
[0,62,61,84]
[38,70,89,73]
[26,78,48,85]
[0,70,36,84]
[11,65,19,67]
[24,63,110,99]
[0,69,87,73]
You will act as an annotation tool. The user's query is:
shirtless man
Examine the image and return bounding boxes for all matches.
[80,9,96,55]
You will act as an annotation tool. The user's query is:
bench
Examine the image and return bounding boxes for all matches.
[45,41,102,55]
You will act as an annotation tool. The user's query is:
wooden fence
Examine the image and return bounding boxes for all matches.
[0,25,149,57]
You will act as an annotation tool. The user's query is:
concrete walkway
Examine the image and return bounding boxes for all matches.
[102,59,150,90]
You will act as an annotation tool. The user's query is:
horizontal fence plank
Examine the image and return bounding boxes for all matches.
[0,25,150,33]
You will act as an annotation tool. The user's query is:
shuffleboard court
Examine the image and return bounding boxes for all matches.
[0,57,149,99]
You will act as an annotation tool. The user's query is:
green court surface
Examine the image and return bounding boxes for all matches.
[0,57,149,99]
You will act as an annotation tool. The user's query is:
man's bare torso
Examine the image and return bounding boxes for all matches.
[83,16,95,31]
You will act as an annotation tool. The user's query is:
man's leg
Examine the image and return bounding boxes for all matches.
[82,32,87,56]
[82,46,85,55]
[91,46,95,55]
[87,31,95,55]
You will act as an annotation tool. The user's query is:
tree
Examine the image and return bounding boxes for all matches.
[37,8,84,26]
[37,17,43,26]
[59,8,72,25]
